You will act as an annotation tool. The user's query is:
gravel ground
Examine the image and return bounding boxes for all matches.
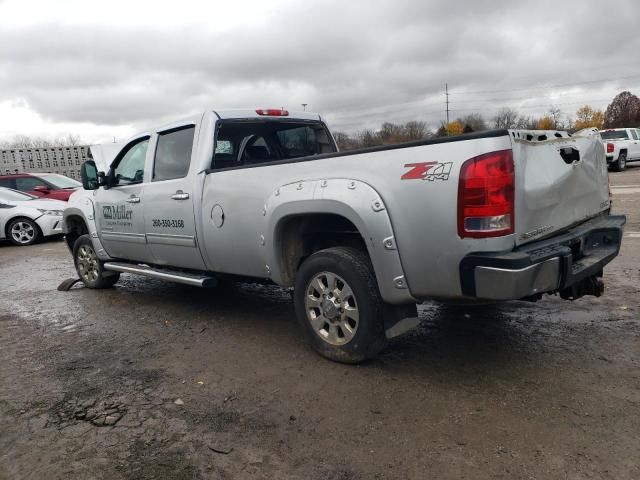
[1,165,639,480]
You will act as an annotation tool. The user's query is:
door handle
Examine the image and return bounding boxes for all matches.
[171,190,190,200]
[126,196,141,204]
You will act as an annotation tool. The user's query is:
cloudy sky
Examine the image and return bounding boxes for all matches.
[1,0,639,144]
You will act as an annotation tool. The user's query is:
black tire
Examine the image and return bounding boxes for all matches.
[611,152,626,172]
[7,217,41,246]
[294,247,388,363]
[73,234,120,289]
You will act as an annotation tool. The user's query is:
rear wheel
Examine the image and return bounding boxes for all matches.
[7,218,41,246]
[294,247,388,363]
[611,152,626,172]
[73,234,120,288]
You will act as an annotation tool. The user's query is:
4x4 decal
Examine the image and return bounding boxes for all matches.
[401,162,452,181]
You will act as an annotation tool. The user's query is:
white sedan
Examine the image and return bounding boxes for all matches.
[0,187,66,246]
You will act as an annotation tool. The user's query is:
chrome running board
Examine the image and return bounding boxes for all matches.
[104,262,216,288]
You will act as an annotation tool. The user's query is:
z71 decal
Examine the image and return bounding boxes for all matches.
[401,162,453,181]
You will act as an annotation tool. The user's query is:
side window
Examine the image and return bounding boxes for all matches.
[153,126,195,181]
[631,130,639,140]
[16,177,47,191]
[112,139,149,186]
[0,178,16,189]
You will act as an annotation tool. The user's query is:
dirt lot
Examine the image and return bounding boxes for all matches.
[1,166,639,480]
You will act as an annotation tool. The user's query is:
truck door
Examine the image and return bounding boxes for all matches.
[142,124,205,270]
[94,136,154,262]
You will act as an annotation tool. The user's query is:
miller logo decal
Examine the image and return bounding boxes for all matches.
[102,205,133,220]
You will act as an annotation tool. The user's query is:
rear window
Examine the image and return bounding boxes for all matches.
[212,121,336,169]
[39,174,81,189]
[600,130,629,140]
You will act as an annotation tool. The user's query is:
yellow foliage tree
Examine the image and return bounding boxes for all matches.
[536,116,555,130]
[574,105,604,130]
[445,121,463,136]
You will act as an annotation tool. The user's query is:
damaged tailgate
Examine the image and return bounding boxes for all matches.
[510,130,610,246]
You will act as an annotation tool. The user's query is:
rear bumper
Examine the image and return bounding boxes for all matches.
[459,214,626,300]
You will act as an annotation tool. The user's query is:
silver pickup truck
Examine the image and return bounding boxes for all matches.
[63,108,625,363]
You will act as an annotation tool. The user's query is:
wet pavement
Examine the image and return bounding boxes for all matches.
[1,165,639,479]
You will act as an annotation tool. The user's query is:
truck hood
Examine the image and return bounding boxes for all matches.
[9,198,67,211]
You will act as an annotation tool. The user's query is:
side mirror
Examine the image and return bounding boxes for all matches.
[80,160,104,190]
[33,185,51,193]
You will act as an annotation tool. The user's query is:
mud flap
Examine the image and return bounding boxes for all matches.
[57,278,82,291]
[384,303,419,339]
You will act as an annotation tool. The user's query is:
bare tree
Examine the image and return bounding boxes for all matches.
[57,133,82,146]
[329,121,433,150]
[547,106,568,129]
[493,108,520,129]
[515,115,538,129]
[404,121,429,140]
[357,129,380,148]
[377,122,405,144]
[332,131,357,151]
[457,113,487,132]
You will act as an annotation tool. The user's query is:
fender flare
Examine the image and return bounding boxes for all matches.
[63,197,113,261]
[263,178,415,305]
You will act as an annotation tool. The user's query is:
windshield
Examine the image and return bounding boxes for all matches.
[600,130,629,140]
[212,120,337,169]
[0,188,37,202]
[41,174,82,189]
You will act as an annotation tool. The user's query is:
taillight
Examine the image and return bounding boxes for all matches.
[256,108,289,116]
[606,143,614,153]
[457,149,514,238]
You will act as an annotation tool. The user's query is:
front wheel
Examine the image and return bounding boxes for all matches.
[294,247,388,363]
[73,235,120,288]
[7,218,41,246]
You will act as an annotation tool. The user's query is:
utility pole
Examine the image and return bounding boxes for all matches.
[301,103,308,111]
[445,83,450,125]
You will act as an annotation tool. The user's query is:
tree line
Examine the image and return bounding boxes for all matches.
[333,90,640,150]
[0,133,83,149]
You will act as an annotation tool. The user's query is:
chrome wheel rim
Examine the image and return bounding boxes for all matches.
[76,244,99,283]
[10,221,35,244]
[304,272,359,346]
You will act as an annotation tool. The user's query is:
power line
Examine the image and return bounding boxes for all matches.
[450,73,640,96]
[450,98,615,112]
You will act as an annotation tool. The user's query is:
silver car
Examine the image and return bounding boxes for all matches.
[0,187,65,246]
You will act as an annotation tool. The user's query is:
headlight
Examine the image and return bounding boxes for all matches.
[38,209,63,216]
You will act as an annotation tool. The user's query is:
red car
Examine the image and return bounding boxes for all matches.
[0,173,81,201]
